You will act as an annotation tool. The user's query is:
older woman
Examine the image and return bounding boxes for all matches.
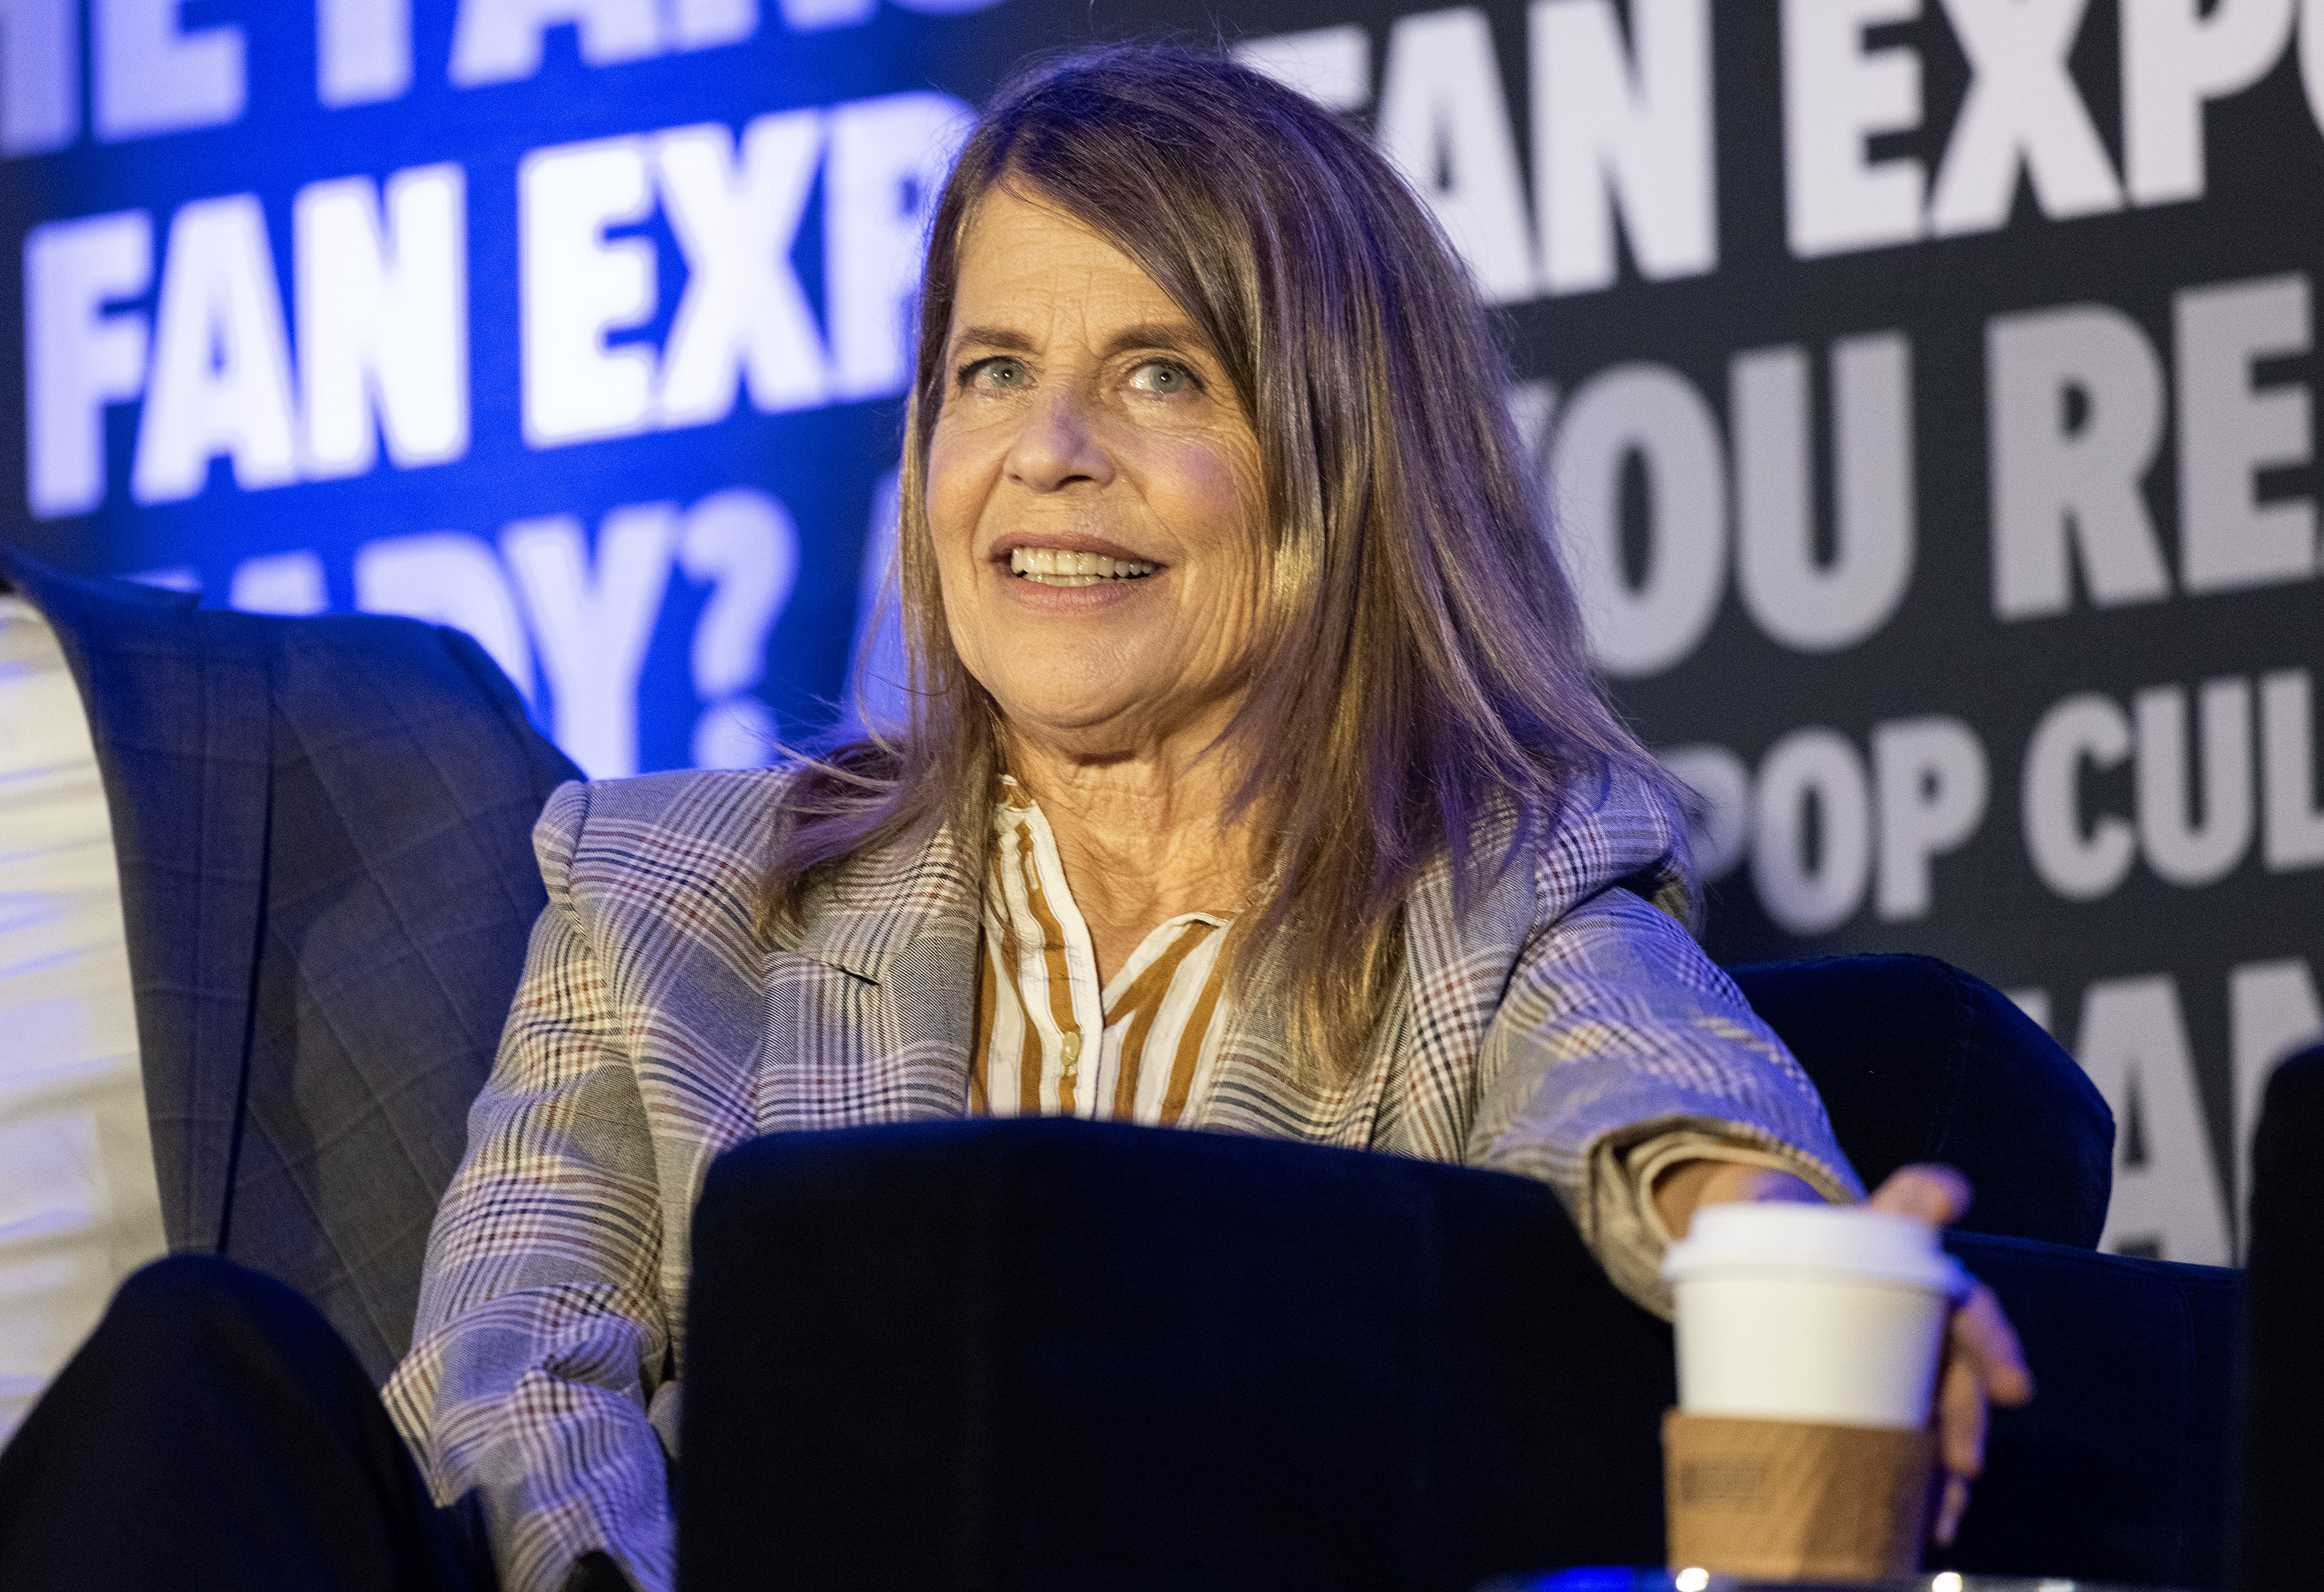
[384,46,2027,1592]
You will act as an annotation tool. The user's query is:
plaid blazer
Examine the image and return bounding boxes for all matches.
[383,764,1860,1592]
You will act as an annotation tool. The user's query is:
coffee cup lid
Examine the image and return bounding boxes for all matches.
[1661,1202,1969,1296]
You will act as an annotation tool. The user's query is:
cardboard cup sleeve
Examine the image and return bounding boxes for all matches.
[1662,1409,1937,1581]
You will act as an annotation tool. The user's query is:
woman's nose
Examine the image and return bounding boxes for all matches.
[1004,387,1114,493]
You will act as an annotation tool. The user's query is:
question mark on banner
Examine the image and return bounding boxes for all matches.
[679,487,799,768]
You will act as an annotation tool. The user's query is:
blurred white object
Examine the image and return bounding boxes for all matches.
[0,596,169,1447]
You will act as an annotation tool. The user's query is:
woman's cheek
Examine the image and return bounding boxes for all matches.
[924,454,986,574]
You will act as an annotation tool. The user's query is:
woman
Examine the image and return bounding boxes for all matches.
[384,45,2028,1592]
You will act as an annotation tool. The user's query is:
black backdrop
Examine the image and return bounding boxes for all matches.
[963,0,2324,1263]
[5,0,2317,1262]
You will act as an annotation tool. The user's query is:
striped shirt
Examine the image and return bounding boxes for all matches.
[969,778,1234,1125]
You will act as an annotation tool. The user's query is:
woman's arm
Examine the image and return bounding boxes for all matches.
[383,781,675,1592]
[1465,887,2031,1545]
[1463,882,1863,1314]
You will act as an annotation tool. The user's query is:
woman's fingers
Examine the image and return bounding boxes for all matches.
[1680,1160,2034,1553]
[1854,1166,2034,1550]
[1936,1330,1991,1479]
[1932,1285,2034,1483]
[1953,1282,2035,1407]
[1930,1319,1989,1550]
[1928,1282,2036,1548]
[1934,1471,1972,1547]
[1865,1163,1973,1226]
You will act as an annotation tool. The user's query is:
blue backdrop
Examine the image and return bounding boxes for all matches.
[2,0,1012,775]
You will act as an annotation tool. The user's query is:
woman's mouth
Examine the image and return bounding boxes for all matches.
[1007,548,1159,587]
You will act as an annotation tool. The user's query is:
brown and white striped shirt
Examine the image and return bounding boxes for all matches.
[969,778,1234,1125]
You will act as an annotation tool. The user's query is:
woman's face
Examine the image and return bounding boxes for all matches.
[927,185,1265,759]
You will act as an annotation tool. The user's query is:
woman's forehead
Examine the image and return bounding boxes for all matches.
[948,191,1190,344]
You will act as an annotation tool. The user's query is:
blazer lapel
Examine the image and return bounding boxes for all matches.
[3,550,273,1253]
[1195,817,1535,1153]
[1388,821,1535,1156]
[791,817,984,1116]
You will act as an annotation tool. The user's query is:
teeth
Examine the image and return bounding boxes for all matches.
[1008,547,1158,586]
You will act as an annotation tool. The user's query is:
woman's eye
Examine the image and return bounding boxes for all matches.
[964,357,1028,391]
[1129,360,1194,396]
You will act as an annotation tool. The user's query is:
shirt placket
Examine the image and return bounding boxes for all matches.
[1013,803,1106,1115]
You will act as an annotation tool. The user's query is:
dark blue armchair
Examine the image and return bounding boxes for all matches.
[677,957,2238,1592]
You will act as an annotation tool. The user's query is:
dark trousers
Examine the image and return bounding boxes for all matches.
[0,1255,495,1592]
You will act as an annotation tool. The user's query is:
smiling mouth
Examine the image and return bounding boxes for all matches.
[1007,547,1159,587]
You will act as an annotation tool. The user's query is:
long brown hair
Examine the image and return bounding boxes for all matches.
[766,44,1685,1078]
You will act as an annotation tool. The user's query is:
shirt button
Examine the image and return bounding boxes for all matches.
[1061,1031,1083,1066]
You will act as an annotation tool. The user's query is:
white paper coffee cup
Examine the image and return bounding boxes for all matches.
[1661,1202,1969,1431]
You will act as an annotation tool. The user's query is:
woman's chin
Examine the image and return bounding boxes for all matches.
[993,691,1153,744]
[985,681,1220,759]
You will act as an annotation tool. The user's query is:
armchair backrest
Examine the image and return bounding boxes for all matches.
[679,1118,1673,1592]
[1729,954,2113,1248]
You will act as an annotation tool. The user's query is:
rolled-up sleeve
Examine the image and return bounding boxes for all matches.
[382,781,677,1592]
[1465,883,1863,1316]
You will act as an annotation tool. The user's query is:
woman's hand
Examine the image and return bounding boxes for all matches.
[1655,1159,2036,1546]
[1861,1164,2035,1544]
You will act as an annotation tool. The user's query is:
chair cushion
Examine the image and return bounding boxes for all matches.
[1728,954,2112,1247]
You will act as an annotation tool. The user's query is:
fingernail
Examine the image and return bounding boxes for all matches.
[1931,1478,1963,1546]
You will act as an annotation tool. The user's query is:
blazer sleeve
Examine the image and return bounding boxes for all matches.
[1464,882,1864,1317]
[382,781,677,1592]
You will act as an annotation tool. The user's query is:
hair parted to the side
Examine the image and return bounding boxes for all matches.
[763,43,1688,1081]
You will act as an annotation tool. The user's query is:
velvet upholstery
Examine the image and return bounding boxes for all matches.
[2234,1044,2324,1589]
[680,1119,1673,1592]
[679,1118,2234,1592]
[1941,1231,2237,1587]
[1729,955,2112,1248]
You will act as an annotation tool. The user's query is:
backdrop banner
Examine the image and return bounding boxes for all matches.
[5,0,2318,1259]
